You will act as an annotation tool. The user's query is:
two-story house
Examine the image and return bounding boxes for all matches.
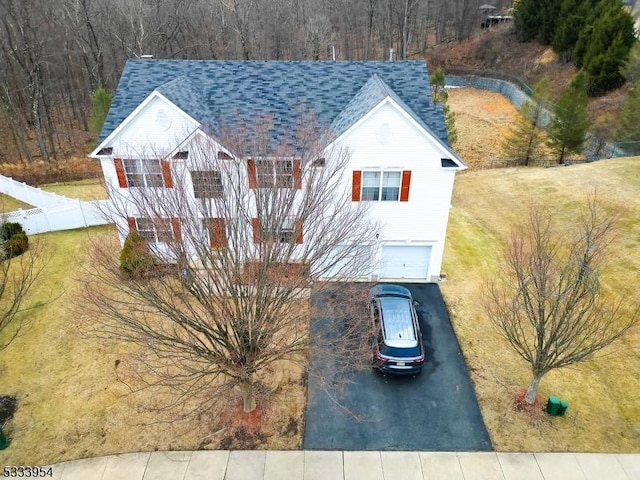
[90,60,465,283]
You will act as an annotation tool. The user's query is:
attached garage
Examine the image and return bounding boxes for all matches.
[379,245,431,281]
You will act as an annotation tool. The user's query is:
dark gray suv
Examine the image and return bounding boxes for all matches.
[368,284,425,375]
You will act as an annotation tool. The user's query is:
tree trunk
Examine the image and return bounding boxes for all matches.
[240,377,257,413]
[525,374,542,404]
[402,0,409,60]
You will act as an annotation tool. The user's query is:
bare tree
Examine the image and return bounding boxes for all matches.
[83,119,378,415]
[0,234,45,352]
[484,198,639,405]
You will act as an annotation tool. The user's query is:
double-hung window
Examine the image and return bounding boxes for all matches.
[123,159,164,187]
[361,171,402,201]
[278,217,296,243]
[256,159,293,188]
[135,218,173,243]
[191,170,223,199]
[252,216,302,244]
[248,158,302,189]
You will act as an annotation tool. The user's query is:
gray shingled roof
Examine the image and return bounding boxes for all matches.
[99,60,451,152]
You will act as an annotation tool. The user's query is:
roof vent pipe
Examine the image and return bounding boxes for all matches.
[331,45,336,61]
[388,48,394,61]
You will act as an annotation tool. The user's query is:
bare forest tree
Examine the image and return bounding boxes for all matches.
[0,237,45,352]
[484,198,639,405]
[0,0,500,163]
[82,120,379,415]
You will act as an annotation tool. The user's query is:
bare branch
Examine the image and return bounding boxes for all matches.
[82,118,378,416]
[484,196,639,404]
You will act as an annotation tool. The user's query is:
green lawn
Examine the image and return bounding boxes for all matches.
[441,157,640,452]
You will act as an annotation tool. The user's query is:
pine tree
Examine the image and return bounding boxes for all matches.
[622,42,640,83]
[89,87,113,137]
[552,0,598,62]
[430,68,458,147]
[502,77,551,166]
[514,0,562,44]
[547,73,590,164]
[580,0,636,96]
[616,80,640,155]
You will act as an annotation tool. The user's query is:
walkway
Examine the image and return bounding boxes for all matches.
[52,450,640,480]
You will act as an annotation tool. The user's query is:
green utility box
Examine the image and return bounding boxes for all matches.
[558,400,568,416]
[0,426,8,450]
[546,396,561,416]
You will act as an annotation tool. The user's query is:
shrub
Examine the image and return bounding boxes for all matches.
[3,232,29,259]
[0,158,103,186]
[119,231,156,279]
[0,222,25,242]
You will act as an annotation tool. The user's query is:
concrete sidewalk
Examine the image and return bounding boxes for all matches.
[50,450,640,480]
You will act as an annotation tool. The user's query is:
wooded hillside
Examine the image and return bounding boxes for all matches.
[0,0,513,164]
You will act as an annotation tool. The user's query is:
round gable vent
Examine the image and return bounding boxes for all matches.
[155,109,172,130]
[377,122,392,143]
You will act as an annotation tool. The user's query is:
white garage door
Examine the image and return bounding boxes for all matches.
[380,245,431,280]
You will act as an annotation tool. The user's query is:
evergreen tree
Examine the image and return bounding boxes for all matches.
[89,87,113,137]
[429,68,446,100]
[552,0,598,62]
[430,68,458,147]
[514,0,562,44]
[502,77,551,166]
[547,73,590,164]
[622,42,640,83]
[617,80,640,155]
[580,1,635,96]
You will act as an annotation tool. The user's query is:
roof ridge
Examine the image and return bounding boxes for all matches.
[97,61,455,156]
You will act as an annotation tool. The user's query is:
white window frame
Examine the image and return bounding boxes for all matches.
[136,218,173,243]
[123,159,163,187]
[256,158,294,188]
[361,170,402,202]
[278,217,296,243]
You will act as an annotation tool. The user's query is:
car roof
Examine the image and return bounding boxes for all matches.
[379,296,418,348]
[369,284,412,299]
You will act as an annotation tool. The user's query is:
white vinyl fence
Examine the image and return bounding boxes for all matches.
[0,174,113,235]
[0,175,81,208]
[1,200,113,235]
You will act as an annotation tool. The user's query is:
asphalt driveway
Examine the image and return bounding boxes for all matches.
[303,283,492,451]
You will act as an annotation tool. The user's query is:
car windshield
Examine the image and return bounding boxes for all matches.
[379,296,418,348]
[380,344,422,358]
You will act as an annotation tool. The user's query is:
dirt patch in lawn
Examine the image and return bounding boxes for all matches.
[0,396,17,425]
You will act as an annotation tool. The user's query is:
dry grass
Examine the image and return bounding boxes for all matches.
[0,178,107,214]
[448,87,519,168]
[0,195,32,213]
[441,158,640,452]
[40,177,108,201]
[0,226,306,465]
